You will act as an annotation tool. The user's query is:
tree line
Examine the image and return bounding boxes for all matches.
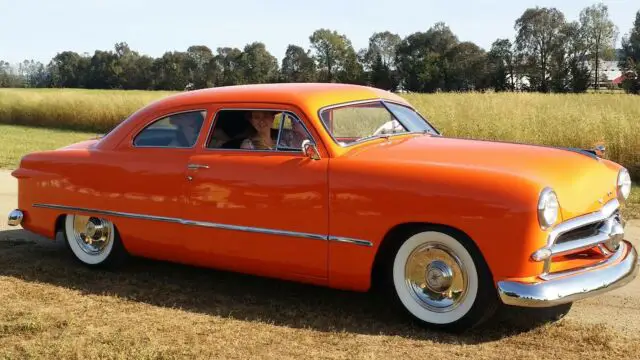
[1,3,640,94]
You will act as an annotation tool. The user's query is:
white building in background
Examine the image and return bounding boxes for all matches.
[588,60,624,88]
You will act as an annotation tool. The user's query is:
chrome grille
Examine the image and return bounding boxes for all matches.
[555,220,607,245]
[538,198,623,274]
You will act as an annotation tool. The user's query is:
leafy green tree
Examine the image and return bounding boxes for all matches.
[85,50,121,89]
[309,29,355,82]
[487,39,516,91]
[362,31,401,89]
[186,45,215,89]
[580,3,618,90]
[395,23,464,92]
[280,45,316,82]
[561,21,591,92]
[618,11,640,94]
[240,42,279,84]
[515,7,566,92]
[365,31,401,68]
[214,47,245,86]
[47,51,89,88]
[0,60,22,87]
[445,41,488,91]
[152,51,191,90]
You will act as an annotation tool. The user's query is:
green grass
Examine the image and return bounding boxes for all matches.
[0,124,98,169]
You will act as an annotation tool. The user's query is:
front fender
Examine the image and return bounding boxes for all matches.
[327,159,546,291]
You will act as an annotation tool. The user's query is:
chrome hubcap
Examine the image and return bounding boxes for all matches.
[425,260,454,292]
[404,243,468,313]
[72,215,111,255]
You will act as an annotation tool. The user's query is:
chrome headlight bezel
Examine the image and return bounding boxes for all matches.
[537,187,559,230]
[617,168,631,203]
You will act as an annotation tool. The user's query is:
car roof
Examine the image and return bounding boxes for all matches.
[146,82,411,113]
[96,83,412,151]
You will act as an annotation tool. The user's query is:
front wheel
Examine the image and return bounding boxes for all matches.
[386,228,498,332]
[63,214,128,269]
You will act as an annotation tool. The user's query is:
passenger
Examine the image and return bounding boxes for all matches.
[169,112,204,147]
[279,118,308,149]
[240,111,276,150]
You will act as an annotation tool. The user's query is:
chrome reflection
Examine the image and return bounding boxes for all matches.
[404,243,468,313]
[498,241,639,307]
[32,203,373,247]
[7,209,24,226]
[72,215,112,255]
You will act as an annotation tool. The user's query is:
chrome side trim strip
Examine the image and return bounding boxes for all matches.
[328,236,373,247]
[32,203,372,247]
[181,219,327,241]
[34,203,182,224]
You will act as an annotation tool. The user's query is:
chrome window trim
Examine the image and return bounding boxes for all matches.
[316,98,440,148]
[130,109,208,149]
[380,101,441,136]
[32,203,373,247]
[202,107,318,154]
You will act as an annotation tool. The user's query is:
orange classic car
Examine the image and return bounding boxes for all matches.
[7,83,638,331]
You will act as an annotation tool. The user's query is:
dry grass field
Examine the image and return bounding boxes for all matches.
[1,88,640,359]
[1,88,639,178]
[0,228,639,359]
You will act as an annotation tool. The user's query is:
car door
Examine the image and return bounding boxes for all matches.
[102,108,210,263]
[181,105,329,281]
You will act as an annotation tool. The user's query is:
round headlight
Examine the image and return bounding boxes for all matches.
[538,187,559,230]
[617,168,632,202]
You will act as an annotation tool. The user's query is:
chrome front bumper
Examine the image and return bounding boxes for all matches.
[7,209,23,226]
[497,240,638,307]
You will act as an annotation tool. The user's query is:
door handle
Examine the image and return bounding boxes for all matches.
[187,164,209,170]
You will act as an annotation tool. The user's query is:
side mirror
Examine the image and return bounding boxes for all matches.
[302,140,321,160]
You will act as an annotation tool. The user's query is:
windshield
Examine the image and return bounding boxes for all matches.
[319,100,439,146]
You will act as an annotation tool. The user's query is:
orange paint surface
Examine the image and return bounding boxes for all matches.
[12,83,625,292]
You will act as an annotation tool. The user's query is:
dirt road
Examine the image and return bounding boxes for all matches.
[1,169,639,333]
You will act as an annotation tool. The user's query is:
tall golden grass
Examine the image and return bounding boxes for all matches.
[1,88,638,177]
[0,88,173,133]
[408,92,640,178]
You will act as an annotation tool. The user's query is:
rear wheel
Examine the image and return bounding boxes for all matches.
[63,214,128,269]
[384,228,498,332]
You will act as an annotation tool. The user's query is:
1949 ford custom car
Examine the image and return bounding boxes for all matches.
[7,83,638,331]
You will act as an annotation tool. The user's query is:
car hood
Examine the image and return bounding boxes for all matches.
[344,134,620,221]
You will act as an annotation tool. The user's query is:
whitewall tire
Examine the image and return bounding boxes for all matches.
[382,227,498,332]
[63,214,127,269]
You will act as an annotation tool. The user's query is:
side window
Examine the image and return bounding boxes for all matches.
[133,110,206,148]
[276,113,313,151]
[206,109,313,152]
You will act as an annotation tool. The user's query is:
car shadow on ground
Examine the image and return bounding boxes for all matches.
[0,228,569,344]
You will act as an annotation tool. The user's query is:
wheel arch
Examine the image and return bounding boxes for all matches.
[370,221,495,291]
[54,213,66,235]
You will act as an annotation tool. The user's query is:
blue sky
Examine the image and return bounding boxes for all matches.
[0,0,637,65]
